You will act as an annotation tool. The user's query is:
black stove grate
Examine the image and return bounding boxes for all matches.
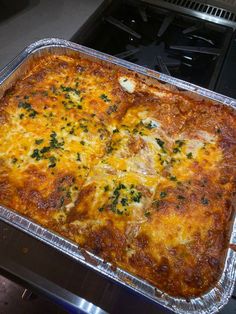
[74,0,232,90]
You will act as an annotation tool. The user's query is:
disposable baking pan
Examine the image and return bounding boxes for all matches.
[0,38,236,314]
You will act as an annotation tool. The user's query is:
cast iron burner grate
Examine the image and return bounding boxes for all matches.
[74,0,232,90]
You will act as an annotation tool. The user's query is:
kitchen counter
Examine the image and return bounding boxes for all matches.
[0,0,104,70]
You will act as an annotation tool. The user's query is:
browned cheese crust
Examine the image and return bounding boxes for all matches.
[0,54,235,298]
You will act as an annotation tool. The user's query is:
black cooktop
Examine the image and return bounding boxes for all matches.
[74,0,236,98]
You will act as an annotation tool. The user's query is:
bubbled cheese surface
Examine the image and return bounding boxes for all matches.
[0,54,235,298]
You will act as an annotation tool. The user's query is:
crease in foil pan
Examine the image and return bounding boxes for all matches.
[0,38,236,314]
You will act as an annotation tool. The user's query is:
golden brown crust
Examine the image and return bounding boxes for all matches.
[0,54,235,298]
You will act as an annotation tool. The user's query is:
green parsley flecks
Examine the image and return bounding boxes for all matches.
[18,102,38,118]
[100,94,111,102]
[99,183,142,216]
[30,132,64,167]
[186,152,193,159]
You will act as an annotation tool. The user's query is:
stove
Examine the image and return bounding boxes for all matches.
[73,0,236,98]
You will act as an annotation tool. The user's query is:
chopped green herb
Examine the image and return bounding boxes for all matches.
[40,146,50,154]
[104,185,109,192]
[60,85,80,95]
[19,113,24,119]
[80,140,85,145]
[62,100,75,110]
[110,184,127,214]
[50,132,64,149]
[117,209,123,215]
[76,153,81,161]
[113,128,119,133]
[18,102,32,110]
[121,198,128,206]
[170,175,177,181]
[31,149,41,161]
[139,131,146,136]
[118,183,126,190]
[98,207,104,212]
[69,127,75,135]
[35,139,44,145]
[29,110,38,118]
[186,152,193,159]
[144,211,151,217]
[156,138,165,148]
[131,191,142,203]
[175,140,185,147]
[100,94,111,102]
[79,124,88,133]
[106,145,113,154]
[145,121,157,129]
[12,157,18,164]
[160,191,167,198]
[48,156,57,168]
[18,102,38,118]
[173,147,181,154]
[77,104,83,109]
[201,197,209,205]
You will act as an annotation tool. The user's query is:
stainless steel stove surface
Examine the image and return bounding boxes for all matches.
[74,0,236,98]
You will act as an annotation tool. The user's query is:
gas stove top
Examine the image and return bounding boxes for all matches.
[74,0,236,98]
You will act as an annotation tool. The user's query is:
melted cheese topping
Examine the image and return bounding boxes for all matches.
[0,54,235,298]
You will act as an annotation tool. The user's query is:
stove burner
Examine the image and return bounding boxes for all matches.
[104,16,141,39]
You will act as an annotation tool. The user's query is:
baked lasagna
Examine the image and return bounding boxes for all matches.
[0,53,235,298]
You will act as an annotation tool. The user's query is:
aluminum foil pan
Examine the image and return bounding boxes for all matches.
[0,38,236,314]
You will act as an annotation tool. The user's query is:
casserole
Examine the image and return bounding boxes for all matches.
[0,38,235,313]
